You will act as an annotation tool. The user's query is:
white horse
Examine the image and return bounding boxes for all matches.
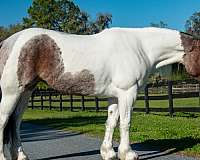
[0,27,192,160]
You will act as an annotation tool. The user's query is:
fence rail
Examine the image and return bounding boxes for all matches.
[29,80,200,115]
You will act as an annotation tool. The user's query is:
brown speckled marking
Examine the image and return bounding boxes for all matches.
[181,33,200,79]
[18,34,95,95]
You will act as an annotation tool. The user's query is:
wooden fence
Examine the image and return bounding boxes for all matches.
[29,89,105,112]
[29,79,200,115]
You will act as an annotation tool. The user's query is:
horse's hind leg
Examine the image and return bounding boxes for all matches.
[10,91,32,160]
[100,98,119,160]
[0,88,21,160]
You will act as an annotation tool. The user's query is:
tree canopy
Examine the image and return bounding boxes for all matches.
[150,21,168,28]
[23,0,112,34]
[185,11,200,36]
[0,24,23,41]
[0,0,112,41]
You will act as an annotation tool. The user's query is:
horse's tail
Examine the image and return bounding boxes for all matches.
[3,110,15,159]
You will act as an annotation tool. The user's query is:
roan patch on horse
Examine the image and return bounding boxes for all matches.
[0,27,195,160]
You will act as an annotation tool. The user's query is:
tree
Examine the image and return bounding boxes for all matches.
[0,24,23,41]
[185,12,200,36]
[90,13,112,34]
[23,0,112,34]
[150,21,168,28]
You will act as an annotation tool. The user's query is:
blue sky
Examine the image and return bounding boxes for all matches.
[0,0,200,31]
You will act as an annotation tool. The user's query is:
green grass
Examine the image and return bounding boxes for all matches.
[23,109,200,157]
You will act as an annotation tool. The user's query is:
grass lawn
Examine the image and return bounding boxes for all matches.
[23,108,200,157]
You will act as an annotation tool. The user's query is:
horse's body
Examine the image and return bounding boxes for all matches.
[0,27,190,160]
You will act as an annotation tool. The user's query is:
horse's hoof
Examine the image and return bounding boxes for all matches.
[0,154,7,160]
[118,146,138,160]
[100,144,117,160]
[17,151,29,160]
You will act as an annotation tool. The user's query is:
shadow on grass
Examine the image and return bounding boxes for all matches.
[23,115,107,132]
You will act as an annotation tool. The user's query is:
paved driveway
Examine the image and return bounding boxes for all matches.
[21,123,198,160]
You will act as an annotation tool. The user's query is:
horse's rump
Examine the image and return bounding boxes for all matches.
[0,34,21,80]
[0,41,12,79]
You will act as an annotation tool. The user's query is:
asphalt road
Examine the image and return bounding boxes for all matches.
[21,122,198,160]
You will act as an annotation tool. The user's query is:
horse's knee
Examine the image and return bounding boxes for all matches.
[108,104,117,113]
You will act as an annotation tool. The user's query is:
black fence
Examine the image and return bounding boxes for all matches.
[29,79,200,115]
[29,89,105,112]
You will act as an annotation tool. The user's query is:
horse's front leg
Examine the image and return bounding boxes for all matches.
[118,85,138,160]
[100,98,119,160]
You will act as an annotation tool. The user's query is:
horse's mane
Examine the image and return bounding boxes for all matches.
[180,31,200,40]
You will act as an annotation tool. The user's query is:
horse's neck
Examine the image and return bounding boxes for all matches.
[136,28,184,69]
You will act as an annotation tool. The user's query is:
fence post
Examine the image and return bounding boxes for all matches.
[49,91,52,110]
[70,94,73,111]
[144,84,150,114]
[81,95,85,111]
[168,80,174,117]
[31,92,34,109]
[40,90,44,110]
[60,93,63,111]
[95,97,99,112]
[199,83,200,106]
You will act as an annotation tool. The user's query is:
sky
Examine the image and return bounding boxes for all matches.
[0,0,200,31]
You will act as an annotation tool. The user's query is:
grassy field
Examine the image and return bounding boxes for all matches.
[23,107,200,157]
